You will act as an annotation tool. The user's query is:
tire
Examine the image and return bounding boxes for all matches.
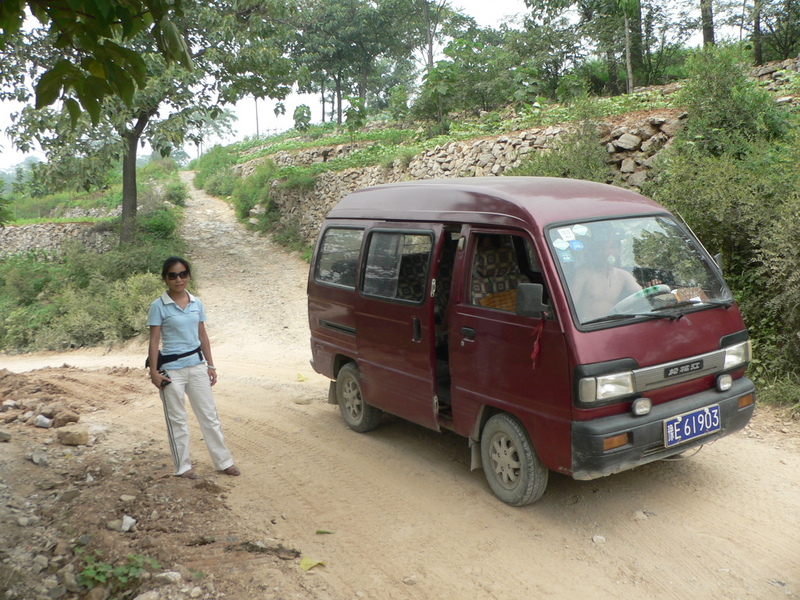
[480,413,548,506]
[336,363,383,433]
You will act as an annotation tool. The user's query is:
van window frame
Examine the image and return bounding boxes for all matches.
[313,225,365,290]
[544,213,732,331]
[360,227,435,306]
[464,228,547,314]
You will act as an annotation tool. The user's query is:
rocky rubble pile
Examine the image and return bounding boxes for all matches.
[0,368,259,600]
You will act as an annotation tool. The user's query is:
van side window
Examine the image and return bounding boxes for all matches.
[314,228,364,288]
[470,234,531,312]
[363,232,432,302]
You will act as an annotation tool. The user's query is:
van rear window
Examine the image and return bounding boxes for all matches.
[315,228,364,288]
[363,232,432,302]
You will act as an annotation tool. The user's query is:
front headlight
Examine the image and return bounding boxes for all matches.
[723,340,751,370]
[579,371,635,403]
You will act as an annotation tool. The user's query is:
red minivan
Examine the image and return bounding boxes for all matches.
[307,177,755,505]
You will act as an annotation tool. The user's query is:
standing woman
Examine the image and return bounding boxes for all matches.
[147,256,240,479]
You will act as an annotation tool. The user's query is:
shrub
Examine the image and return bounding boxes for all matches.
[190,145,236,190]
[293,105,312,131]
[163,179,188,206]
[204,170,238,198]
[278,167,317,191]
[645,135,800,379]
[675,44,790,156]
[0,225,185,352]
[230,160,277,220]
[508,116,609,183]
[138,208,179,238]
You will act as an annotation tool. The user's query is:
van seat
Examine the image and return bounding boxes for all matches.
[471,247,528,308]
[397,253,429,302]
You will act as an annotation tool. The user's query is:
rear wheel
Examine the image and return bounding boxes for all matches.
[480,413,548,506]
[336,363,382,433]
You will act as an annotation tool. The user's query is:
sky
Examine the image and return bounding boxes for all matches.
[0,0,526,168]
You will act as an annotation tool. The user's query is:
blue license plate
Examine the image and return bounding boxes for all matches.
[663,405,721,448]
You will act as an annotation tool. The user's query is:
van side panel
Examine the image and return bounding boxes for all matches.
[308,289,358,379]
[353,225,440,430]
[446,227,573,472]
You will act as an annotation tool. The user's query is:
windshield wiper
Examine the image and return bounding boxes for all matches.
[582,312,675,326]
[651,299,734,313]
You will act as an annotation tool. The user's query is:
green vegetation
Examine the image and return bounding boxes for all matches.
[0,232,183,352]
[77,550,160,597]
[0,158,186,352]
[508,101,611,183]
[642,46,799,409]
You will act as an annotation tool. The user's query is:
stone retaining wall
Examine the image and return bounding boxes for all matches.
[0,222,115,259]
[248,110,688,246]
[245,55,800,247]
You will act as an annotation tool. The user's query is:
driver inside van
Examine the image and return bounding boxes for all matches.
[570,228,642,322]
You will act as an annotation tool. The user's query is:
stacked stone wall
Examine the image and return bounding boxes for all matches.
[0,222,115,259]
[244,110,688,246]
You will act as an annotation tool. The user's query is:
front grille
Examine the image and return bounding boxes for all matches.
[632,349,726,393]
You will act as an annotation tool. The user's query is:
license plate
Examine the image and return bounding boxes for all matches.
[663,405,721,448]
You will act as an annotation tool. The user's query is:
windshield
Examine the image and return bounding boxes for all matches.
[547,216,733,326]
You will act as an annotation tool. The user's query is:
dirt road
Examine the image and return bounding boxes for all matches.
[2,174,799,600]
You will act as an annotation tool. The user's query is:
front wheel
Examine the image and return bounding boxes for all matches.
[480,413,548,506]
[336,363,383,433]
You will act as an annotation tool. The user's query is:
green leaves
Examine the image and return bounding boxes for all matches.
[7,0,193,121]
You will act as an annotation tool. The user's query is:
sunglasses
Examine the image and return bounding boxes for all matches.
[167,270,190,280]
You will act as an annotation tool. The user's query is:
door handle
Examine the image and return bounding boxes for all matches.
[412,317,421,342]
[461,327,476,340]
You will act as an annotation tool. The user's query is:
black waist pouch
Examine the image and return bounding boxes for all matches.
[145,346,203,369]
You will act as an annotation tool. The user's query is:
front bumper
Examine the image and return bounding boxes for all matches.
[571,377,755,480]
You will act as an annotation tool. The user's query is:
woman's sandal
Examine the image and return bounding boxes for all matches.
[178,470,198,479]
[222,465,241,476]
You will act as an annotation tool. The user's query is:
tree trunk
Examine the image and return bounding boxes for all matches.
[753,0,763,65]
[701,0,715,46]
[119,113,151,246]
[421,0,435,70]
[606,48,620,95]
[629,1,645,82]
[624,12,634,92]
[320,80,326,123]
[335,73,343,124]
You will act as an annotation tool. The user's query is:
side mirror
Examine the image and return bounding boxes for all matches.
[516,283,549,318]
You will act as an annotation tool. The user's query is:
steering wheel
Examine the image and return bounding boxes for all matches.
[610,284,674,315]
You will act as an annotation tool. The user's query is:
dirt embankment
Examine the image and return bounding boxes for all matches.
[1,174,798,600]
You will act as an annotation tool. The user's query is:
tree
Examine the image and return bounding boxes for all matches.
[293,0,414,123]
[700,0,715,45]
[525,0,647,93]
[761,0,800,60]
[617,0,638,91]
[2,0,295,244]
[293,105,312,131]
[0,0,191,122]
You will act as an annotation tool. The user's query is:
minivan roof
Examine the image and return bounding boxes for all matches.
[328,177,665,231]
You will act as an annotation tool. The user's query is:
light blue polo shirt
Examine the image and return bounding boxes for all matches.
[147,292,206,370]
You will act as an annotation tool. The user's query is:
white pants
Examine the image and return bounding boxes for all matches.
[159,363,234,475]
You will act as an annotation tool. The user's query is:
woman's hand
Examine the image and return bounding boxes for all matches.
[150,370,170,389]
[208,365,217,386]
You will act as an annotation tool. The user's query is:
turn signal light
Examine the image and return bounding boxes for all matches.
[603,433,631,451]
[738,393,755,409]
